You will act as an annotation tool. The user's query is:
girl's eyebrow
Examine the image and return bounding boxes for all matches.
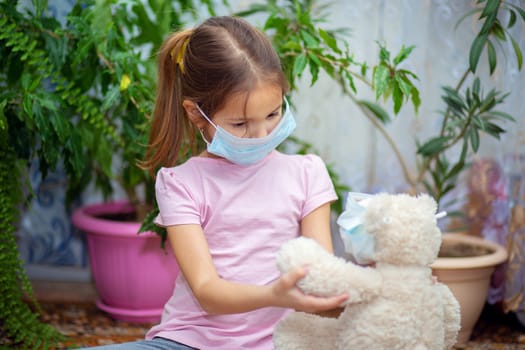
[269,103,282,114]
[226,116,246,122]
[227,104,283,121]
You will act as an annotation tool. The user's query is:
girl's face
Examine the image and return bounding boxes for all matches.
[203,83,284,140]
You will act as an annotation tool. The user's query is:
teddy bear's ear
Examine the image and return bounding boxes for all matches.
[417,193,438,214]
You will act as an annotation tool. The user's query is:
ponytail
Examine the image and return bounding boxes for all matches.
[141,29,196,177]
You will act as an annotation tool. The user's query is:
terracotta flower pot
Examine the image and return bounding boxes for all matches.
[431,233,508,346]
[72,201,179,323]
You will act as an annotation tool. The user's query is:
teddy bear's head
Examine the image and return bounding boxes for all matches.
[338,193,444,266]
[362,193,442,266]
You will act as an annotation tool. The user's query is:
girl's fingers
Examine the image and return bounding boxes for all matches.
[303,293,348,312]
[277,267,348,312]
[279,266,308,289]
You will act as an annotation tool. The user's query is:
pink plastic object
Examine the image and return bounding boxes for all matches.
[72,201,179,323]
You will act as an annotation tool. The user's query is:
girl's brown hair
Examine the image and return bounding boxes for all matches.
[141,16,289,176]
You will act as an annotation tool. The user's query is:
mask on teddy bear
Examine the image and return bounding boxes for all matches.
[337,192,375,265]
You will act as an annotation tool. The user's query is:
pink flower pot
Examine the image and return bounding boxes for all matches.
[72,201,179,323]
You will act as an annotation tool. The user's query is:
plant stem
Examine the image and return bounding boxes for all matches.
[348,93,416,188]
[416,67,471,185]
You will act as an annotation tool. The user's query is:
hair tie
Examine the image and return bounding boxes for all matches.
[171,37,189,74]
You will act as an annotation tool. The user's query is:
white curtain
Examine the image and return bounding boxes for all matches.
[251,0,525,193]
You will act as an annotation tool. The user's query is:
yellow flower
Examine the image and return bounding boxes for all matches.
[120,74,131,91]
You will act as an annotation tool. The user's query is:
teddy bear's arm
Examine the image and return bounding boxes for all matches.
[277,237,382,304]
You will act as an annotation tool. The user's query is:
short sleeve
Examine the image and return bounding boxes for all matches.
[301,154,338,218]
[154,167,201,227]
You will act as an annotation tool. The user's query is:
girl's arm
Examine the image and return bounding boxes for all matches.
[167,223,347,315]
[300,202,334,252]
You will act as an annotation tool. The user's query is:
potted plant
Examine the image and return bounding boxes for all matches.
[237,0,523,345]
[0,0,216,346]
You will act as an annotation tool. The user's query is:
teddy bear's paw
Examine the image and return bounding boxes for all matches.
[276,237,330,273]
[414,344,429,350]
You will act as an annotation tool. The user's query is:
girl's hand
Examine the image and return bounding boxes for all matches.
[270,267,348,313]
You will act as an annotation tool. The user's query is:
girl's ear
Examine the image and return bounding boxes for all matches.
[183,99,207,129]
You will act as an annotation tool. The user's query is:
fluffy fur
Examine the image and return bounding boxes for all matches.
[274,193,460,350]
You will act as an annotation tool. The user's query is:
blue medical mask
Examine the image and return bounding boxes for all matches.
[195,97,296,166]
[337,193,375,265]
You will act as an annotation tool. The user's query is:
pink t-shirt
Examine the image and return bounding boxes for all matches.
[146,150,337,349]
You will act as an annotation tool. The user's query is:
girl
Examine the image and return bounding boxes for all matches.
[91,15,346,350]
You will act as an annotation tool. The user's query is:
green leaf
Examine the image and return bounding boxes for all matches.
[483,122,505,137]
[507,3,525,23]
[411,86,421,113]
[480,0,499,19]
[264,14,289,32]
[318,28,340,53]
[393,45,415,65]
[480,9,497,35]
[469,128,480,152]
[300,30,319,48]
[395,74,412,97]
[417,136,451,156]
[470,34,487,73]
[479,89,497,112]
[490,20,507,41]
[473,115,488,133]
[21,72,32,91]
[508,10,517,28]
[487,110,515,122]
[320,58,335,77]
[358,100,391,124]
[344,70,357,94]
[360,62,368,76]
[23,95,33,117]
[66,130,85,178]
[102,85,121,112]
[509,34,523,70]
[459,139,468,163]
[49,112,70,143]
[442,86,466,113]
[487,39,497,74]
[308,52,321,66]
[308,56,320,85]
[33,0,49,18]
[0,99,6,131]
[292,53,308,77]
[392,81,402,114]
[373,64,390,100]
[472,77,481,96]
[397,69,419,80]
[378,43,390,62]
[454,8,483,30]
[282,40,302,52]
[440,183,456,197]
[96,136,113,177]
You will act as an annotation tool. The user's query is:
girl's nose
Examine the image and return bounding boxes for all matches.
[251,127,269,138]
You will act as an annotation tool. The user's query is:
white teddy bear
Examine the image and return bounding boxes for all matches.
[274,192,461,350]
